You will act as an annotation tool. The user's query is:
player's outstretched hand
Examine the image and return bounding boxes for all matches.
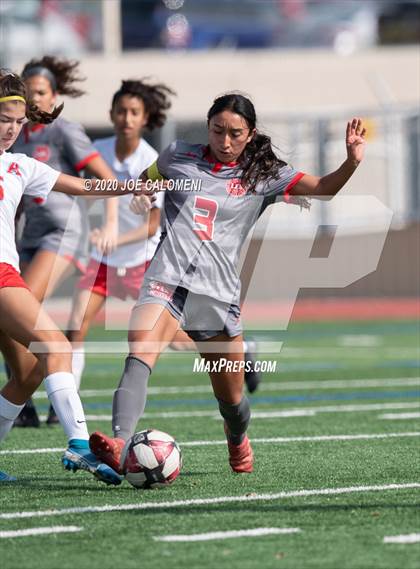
[346,117,366,165]
[92,223,118,254]
[130,194,156,215]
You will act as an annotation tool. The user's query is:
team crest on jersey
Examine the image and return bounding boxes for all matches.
[149,281,174,302]
[7,162,21,176]
[226,178,246,197]
[33,145,51,162]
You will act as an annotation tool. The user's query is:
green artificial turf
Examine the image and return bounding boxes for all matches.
[0,320,419,569]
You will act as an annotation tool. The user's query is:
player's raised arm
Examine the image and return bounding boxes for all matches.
[289,117,367,199]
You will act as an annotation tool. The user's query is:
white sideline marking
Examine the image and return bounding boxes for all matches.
[383,533,420,544]
[338,335,382,347]
[1,431,419,456]
[280,347,419,358]
[379,413,420,420]
[37,402,420,424]
[154,527,301,542]
[0,526,82,538]
[0,447,63,455]
[30,376,420,399]
[1,483,418,521]
[180,432,420,447]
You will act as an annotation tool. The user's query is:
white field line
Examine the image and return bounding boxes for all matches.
[379,413,420,420]
[1,483,419,521]
[179,432,420,447]
[280,347,419,359]
[383,533,420,544]
[0,526,82,538]
[154,527,301,542]
[2,431,419,456]
[29,377,420,399]
[338,335,382,347]
[35,402,420,422]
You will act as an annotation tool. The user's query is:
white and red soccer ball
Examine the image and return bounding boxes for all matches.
[121,429,182,489]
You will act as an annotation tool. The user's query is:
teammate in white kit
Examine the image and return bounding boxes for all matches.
[0,70,147,483]
[90,93,367,476]
[12,56,119,427]
[67,79,172,390]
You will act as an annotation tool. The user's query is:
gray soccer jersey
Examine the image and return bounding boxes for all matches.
[145,140,303,306]
[13,117,99,267]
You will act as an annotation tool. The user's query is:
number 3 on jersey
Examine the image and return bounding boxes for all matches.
[193,196,218,241]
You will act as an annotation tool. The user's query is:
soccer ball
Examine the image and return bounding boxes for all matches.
[121,429,182,489]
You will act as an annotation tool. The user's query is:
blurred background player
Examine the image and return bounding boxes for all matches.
[90,93,366,475]
[12,56,120,427]
[0,69,147,483]
[67,78,173,392]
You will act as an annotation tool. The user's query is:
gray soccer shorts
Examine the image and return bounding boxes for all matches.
[136,279,243,341]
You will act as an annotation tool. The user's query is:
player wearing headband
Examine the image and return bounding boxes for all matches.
[0,70,148,483]
[12,56,119,427]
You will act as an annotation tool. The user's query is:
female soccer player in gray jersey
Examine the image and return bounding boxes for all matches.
[12,56,119,427]
[0,70,149,483]
[90,93,366,475]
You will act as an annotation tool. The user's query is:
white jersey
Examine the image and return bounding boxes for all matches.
[0,152,60,271]
[90,136,163,268]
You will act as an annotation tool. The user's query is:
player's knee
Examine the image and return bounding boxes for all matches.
[35,335,72,374]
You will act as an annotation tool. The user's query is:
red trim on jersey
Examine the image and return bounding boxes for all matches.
[202,145,238,172]
[23,123,46,143]
[29,124,46,133]
[284,172,305,202]
[74,151,100,172]
[0,263,29,290]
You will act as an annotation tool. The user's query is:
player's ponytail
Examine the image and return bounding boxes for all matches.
[111,79,176,130]
[207,93,287,192]
[22,56,85,98]
[0,69,63,124]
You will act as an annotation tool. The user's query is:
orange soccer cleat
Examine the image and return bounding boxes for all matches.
[224,423,254,473]
[89,431,125,475]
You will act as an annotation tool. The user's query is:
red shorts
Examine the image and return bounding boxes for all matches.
[77,259,150,300]
[0,263,29,290]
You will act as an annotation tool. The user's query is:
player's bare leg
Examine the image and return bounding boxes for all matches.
[0,287,121,485]
[200,333,253,473]
[21,250,76,301]
[14,251,76,426]
[90,303,180,473]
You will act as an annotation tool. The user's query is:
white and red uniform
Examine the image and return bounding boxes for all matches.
[78,136,163,300]
[0,151,60,288]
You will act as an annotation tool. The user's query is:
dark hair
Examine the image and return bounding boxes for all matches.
[207,93,287,192]
[22,56,85,98]
[0,70,63,124]
[111,79,175,130]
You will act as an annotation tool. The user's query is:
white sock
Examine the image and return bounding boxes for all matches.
[243,340,248,352]
[0,395,25,443]
[71,346,85,391]
[44,372,89,442]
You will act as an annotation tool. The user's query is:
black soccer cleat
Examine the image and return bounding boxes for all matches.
[13,398,40,428]
[244,338,262,394]
[46,404,59,426]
